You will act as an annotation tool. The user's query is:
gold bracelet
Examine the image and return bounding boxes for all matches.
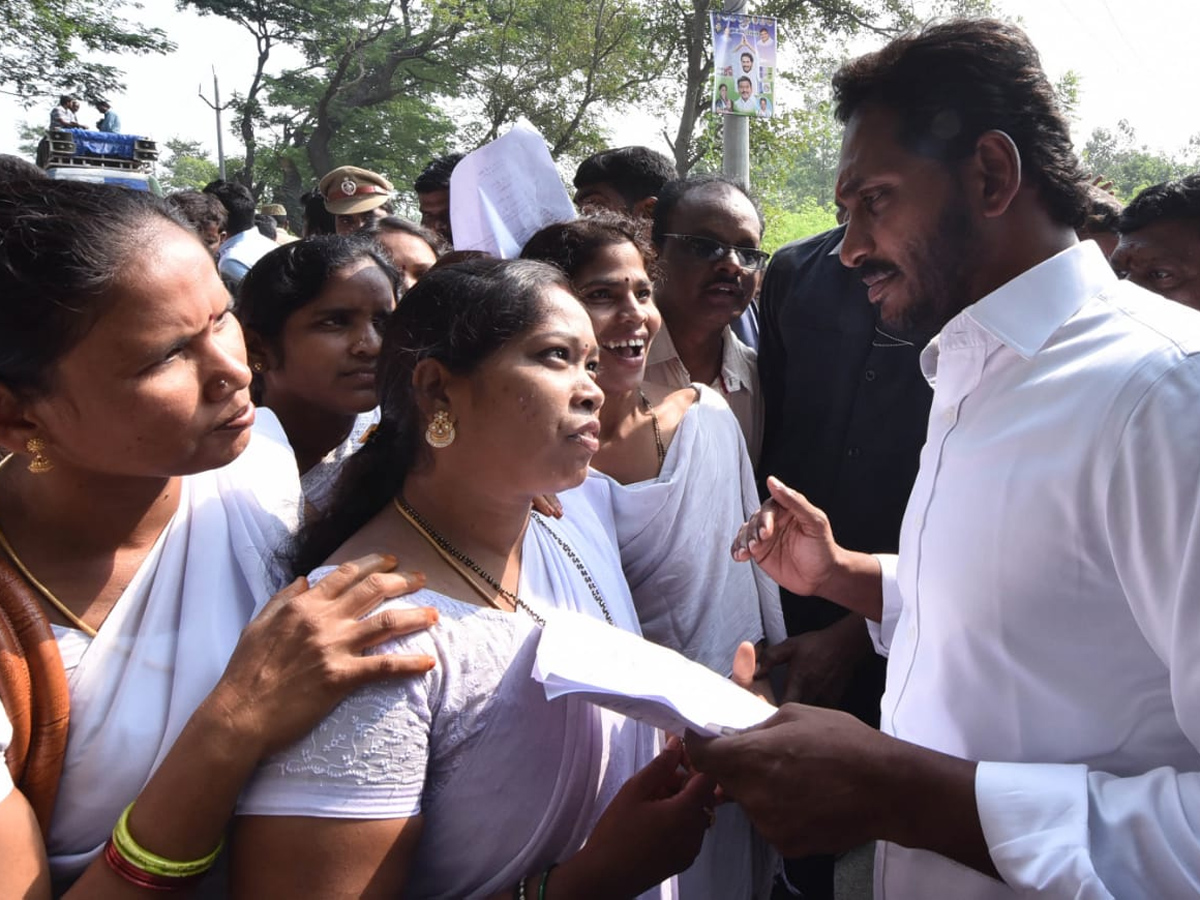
[111,802,225,878]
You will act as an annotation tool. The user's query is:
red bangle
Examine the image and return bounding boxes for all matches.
[103,839,205,891]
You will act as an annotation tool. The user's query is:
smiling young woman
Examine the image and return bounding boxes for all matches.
[0,181,435,898]
[523,216,785,900]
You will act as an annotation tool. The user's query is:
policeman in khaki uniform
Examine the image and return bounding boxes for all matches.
[318,166,394,235]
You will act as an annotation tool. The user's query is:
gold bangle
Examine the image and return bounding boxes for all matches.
[111,802,225,878]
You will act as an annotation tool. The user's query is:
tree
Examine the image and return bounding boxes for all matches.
[16,121,43,159]
[158,138,222,191]
[652,0,915,176]
[1082,120,1198,200]
[454,0,671,159]
[1,0,173,103]
[183,0,471,200]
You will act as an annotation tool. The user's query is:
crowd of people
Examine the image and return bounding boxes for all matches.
[2,14,1200,900]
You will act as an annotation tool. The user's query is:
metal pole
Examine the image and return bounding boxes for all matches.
[721,0,750,189]
[213,69,226,181]
[198,68,230,181]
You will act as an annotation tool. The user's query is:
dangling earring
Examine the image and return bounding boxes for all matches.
[425,410,456,448]
[26,437,53,474]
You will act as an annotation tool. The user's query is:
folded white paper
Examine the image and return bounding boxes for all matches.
[532,610,775,737]
[449,119,576,258]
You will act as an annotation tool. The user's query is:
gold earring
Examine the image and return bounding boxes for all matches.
[26,437,53,474]
[251,361,265,373]
[425,410,456,448]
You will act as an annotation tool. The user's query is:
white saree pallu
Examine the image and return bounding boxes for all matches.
[240,479,674,900]
[587,385,785,900]
[46,414,301,888]
[588,384,785,675]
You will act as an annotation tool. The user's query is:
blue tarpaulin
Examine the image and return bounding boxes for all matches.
[66,130,144,160]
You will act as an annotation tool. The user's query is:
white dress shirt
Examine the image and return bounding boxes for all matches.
[869,241,1200,898]
[217,227,279,285]
[645,323,763,463]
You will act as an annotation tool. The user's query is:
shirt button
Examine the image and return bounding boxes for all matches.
[847,447,861,458]
[907,622,918,641]
[943,407,956,425]
[864,369,877,382]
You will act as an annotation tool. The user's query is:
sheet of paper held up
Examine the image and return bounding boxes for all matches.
[449,120,577,258]
[532,610,776,738]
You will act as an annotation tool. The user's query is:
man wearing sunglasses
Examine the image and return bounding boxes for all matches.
[646,175,768,461]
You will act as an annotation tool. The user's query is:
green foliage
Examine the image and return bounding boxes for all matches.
[1,0,173,102]
[157,138,229,191]
[762,198,839,252]
[455,0,669,159]
[1053,70,1081,121]
[16,121,43,159]
[654,0,916,175]
[1082,120,1200,201]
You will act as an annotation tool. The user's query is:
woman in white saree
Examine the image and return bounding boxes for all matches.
[0,181,435,898]
[522,217,785,900]
[235,258,716,899]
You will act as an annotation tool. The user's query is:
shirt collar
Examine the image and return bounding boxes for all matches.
[959,240,1117,359]
[647,323,756,393]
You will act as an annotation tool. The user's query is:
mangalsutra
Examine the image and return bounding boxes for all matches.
[638,389,666,469]
[393,498,613,627]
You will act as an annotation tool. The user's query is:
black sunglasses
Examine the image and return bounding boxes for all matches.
[663,233,771,271]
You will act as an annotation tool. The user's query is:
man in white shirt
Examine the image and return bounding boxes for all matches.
[206,179,278,289]
[732,77,757,114]
[645,175,767,461]
[691,18,1200,899]
[49,95,82,130]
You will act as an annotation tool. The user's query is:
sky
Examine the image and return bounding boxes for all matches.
[3,0,1197,167]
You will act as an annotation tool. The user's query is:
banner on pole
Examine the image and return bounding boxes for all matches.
[710,12,777,119]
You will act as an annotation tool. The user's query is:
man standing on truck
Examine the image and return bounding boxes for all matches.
[95,100,121,133]
[49,95,83,130]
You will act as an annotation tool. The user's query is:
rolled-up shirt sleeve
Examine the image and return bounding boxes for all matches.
[866,552,900,656]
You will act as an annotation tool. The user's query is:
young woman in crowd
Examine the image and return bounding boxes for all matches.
[365,216,443,292]
[234,258,717,899]
[237,236,399,514]
[0,181,435,897]
[522,215,784,900]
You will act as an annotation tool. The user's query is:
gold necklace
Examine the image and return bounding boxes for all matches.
[393,497,613,627]
[0,455,99,638]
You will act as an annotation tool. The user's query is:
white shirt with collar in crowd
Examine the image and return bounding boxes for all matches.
[869,240,1200,899]
[217,228,279,286]
[644,323,762,464]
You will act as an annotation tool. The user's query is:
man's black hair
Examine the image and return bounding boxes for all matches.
[650,174,765,248]
[414,153,465,194]
[832,18,1087,228]
[300,189,336,236]
[203,179,257,234]
[255,213,278,241]
[573,146,678,209]
[1118,175,1200,235]
[0,154,45,183]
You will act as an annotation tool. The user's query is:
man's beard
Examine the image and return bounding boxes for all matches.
[886,192,977,335]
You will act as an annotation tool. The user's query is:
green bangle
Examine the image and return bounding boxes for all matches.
[539,863,558,900]
[112,802,225,878]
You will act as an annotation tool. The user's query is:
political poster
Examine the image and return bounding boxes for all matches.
[710,12,777,119]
